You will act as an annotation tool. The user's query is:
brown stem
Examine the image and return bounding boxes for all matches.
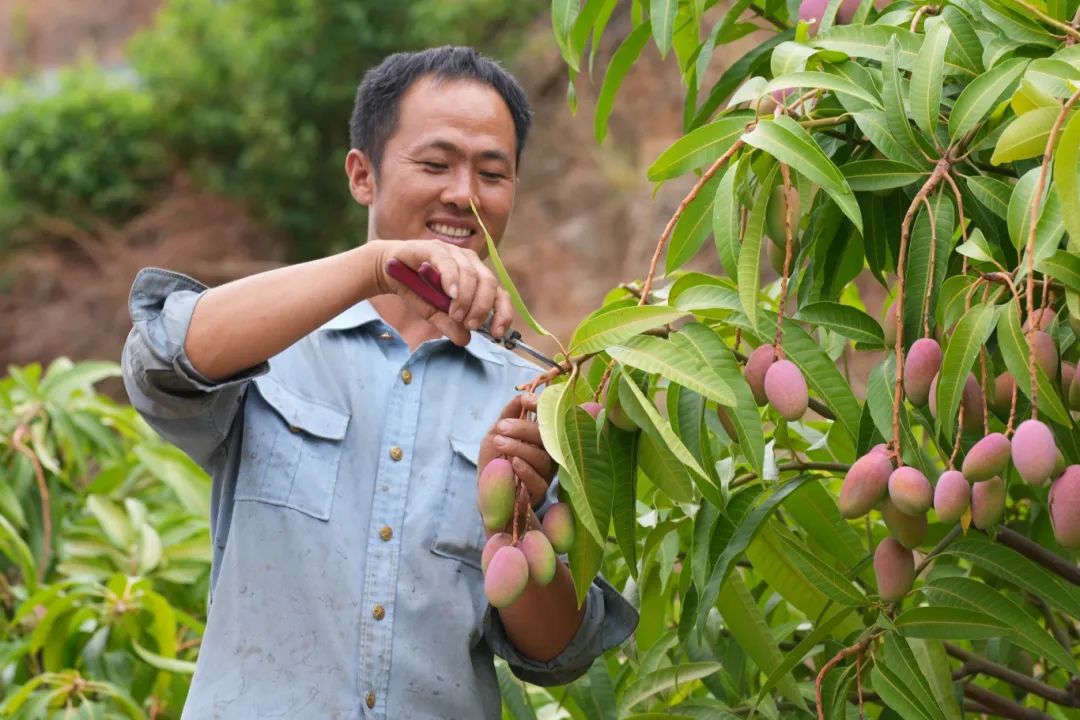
[638,139,746,304]
[963,683,1053,720]
[1025,88,1080,419]
[775,164,795,358]
[732,462,851,489]
[996,526,1080,585]
[1007,376,1020,437]
[1012,0,1080,40]
[914,524,963,579]
[948,644,1080,708]
[817,637,874,719]
[948,402,965,469]
[12,425,51,582]
[799,114,854,129]
[980,283,991,436]
[909,4,939,32]
[893,163,950,464]
[747,3,788,31]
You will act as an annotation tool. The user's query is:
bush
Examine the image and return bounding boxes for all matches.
[0,68,169,227]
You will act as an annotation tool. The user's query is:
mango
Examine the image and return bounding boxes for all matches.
[716,406,739,442]
[1049,466,1080,549]
[888,466,933,515]
[838,451,892,518]
[883,303,898,348]
[799,0,862,33]
[1069,365,1080,411]
[580,402,603,420]
[484,545,530,608]
[970,476,1005,529]
[481,532,513,574]
[881,498,928,549]
[961,432,1011,483]
[1031,330,1059,381]
[1054,449,1066,477]
[1063,362,1075,398]
[903,338,942,406]
[541,502,576,553]
[934,470,971,524]
[766,184,800,249]
[519,529,557,586]
[1023,308,1056,332]
[744,344,776,406]
[764,359,809,421]
[1012,419,1058,486]
[992,372,1015,415]
[604,383,637,431]
[477,458,516,531]
[874,537,915,603]
[766,236,787,275]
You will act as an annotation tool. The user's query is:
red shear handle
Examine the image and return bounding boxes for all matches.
[384,258,452,313]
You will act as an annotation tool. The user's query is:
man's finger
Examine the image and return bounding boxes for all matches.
[509,456,550,505]
[450,257,478,323]
[494,418,543,449]
[492,287,514,341]
[493,436,553,479]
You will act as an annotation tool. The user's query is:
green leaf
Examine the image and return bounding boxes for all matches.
[715,572,806,710]
[910,18,951,137]
[562,404,613,546]
[757,606,857,702]
[1055,108,1080,249]
[936,304,997,439]
[908,639,963,720]
[619,662,726,714]
[996,300,1073,426]
[925,576,1078,673]
[132,641,196,674]
[0,513,37,593]
[713,159,742,276]
[650,0,677,57]
[738,164,776,329]
[672,323,765,478]
[783,482,866,576]
[609,335,735,407]
[894,606,1010,640]
[40,360,120,400]
[86,495,133,548]
[569,509,604,607]
[811,25,922,66]
[537,382,569,470]
[841,160,924,191]
[607,426,638,574]
[551,0,581,56]
[871,662,939,720]
[853,111,926,167]
[619,367,711,485]
[867,356,932,475]
[966,175,1013,221]
[950,58,1030,140]
[648,113,752,181]
[941,536,1080,618]
[763,71,883,109]
[882,35,932,171]
[595,23,651,143]
[991,106,1062,164]
[134,445,210,517]
[775,530,866,606]
[497,663,538,720]
[939,6,983,75]
[569,305,686,354]
[667,172,722,273]
[795,301,884,345]
[1009,173,1065,274]
[877,633,947,720]
[741,116,862,232]
[902,192,954,346]
[474,201,553,339]
[1038,249,1080,292]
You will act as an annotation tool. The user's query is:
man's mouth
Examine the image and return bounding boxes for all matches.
[427,221,476,244]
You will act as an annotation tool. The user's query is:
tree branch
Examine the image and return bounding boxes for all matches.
[996,527,1080,586]
[963,683,1053,720]
[946,643,1080,708]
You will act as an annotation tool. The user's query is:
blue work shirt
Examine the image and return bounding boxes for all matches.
[120,268,637,720]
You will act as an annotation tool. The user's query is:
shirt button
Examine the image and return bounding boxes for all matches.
[378,331,392,340]
[373,604,385,620]
[379,525,393,541]
[389,446,403,461]
[401,369,413,384]
[366,692,376,708]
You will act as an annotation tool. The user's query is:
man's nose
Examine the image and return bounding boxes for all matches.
[440,167,478,210]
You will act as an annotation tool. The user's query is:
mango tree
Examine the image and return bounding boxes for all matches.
[490,0,1080,717]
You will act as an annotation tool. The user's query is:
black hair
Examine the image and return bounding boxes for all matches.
[349,46,533,173]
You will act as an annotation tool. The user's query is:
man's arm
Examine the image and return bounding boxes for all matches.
[184,239,513,381]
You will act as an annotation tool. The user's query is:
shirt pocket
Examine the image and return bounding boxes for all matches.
[430,436,488,571]
[235,376,350,521]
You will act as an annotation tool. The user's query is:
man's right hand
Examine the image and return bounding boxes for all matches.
[367,239,514,347]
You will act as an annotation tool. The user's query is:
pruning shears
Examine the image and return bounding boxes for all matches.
[384,258,560,369]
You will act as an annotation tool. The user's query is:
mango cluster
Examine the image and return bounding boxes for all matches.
[476,458,575,608]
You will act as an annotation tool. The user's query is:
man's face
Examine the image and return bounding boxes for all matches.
[347,76,519,257]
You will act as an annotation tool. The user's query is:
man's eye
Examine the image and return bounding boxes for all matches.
[422,161,448,171]
[481,171,507,181]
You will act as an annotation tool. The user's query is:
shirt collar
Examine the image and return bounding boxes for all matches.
[320,300,504,365]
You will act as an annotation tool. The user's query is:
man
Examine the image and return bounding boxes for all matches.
[122,46,637,719]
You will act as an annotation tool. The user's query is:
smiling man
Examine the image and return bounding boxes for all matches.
[121,46,636,719]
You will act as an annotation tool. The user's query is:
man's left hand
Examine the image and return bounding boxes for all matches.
[478,393,555,507]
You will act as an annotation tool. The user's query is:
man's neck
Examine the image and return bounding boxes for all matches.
[369,294,447,351]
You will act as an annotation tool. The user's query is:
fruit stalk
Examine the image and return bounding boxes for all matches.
[774,163,796,359]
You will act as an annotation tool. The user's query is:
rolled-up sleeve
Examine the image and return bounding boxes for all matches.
[483,576,638,687]
[122,267,267,469]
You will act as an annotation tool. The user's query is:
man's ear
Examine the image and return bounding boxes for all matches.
[345,149,376,206]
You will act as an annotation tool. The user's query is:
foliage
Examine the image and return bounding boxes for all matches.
[0,68,169,229]
[490,0,1080,717]
[0,360,211,718]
